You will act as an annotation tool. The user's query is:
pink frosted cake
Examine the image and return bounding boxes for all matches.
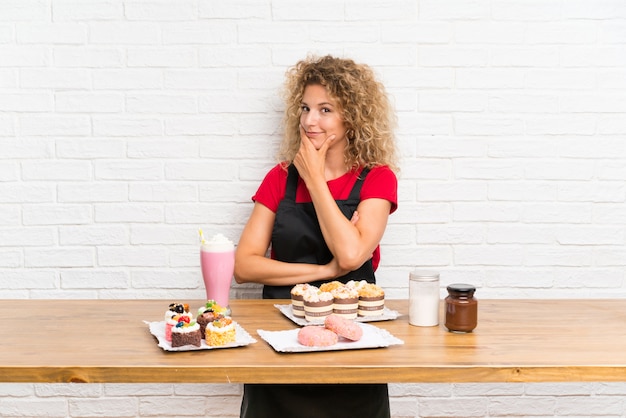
[325,314,363,341]
[303,290,333,323]
[346,280,368,291]
[164,303,193,342]
[171,320,201,348]
[297,325,338,347]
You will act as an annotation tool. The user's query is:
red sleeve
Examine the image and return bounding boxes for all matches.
[251,163,288,213]
[361,166,398,214]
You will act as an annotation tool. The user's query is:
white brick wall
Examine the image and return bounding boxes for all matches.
[1,0,626,416]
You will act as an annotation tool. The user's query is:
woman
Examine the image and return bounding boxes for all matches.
[235,55,398,418]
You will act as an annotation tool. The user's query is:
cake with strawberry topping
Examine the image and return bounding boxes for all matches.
[164,303,193,342]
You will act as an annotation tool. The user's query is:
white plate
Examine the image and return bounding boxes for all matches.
[144,320,257,352]
[275,304,400,326]
[257,322,404,353]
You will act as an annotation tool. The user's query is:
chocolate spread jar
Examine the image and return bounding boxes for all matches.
[444,284,477,333]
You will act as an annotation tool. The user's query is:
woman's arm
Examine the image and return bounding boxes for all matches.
[294,130,392,272]
[233,202,348,286]
[306,179,391,271]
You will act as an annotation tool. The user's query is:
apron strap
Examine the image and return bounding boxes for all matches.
[347,167,371,201]
[284,164,299,202]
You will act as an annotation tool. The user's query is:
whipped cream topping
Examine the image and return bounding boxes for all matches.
[207,318,235,333]
[303,290,333,303]
[346,280,368,290]
[332,286,359,299]
[291,283,314,296]
[171,321,200,333]
[201,233,234,252]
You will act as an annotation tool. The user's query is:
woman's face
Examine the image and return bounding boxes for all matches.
[299,84,347,150]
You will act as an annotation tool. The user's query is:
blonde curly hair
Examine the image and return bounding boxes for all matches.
[278,55,398,172]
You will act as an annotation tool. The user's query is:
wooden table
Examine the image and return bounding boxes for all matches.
[2,299,625,384]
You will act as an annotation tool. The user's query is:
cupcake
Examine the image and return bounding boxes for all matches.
[331,285,359,320]
[291,284,316,318]
[357,283,385,317]
[303,290,333,323]
[171,320,201,348]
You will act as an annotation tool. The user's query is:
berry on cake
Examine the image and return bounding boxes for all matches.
[164,303,193,342]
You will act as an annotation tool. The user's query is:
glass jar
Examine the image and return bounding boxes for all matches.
[444,283,477,333]
[408,270,440,327]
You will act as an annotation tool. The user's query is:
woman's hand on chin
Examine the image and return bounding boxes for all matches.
[293,126,335,184]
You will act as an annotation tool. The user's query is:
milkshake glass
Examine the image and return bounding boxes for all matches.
[200,233,235,314]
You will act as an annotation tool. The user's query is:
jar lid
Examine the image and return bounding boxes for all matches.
[446,283,476,292]
[409,270,439,281]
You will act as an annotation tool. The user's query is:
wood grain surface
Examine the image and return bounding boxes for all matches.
[2,299,625,383]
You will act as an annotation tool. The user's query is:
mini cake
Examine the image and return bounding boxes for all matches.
[325,314,363,341]
[303,290,333,323]
[164,303,192,342]
[298,325,338,347]
[205,317,236,347]
[331,285,359,320]
[171,320,201,348]
[357,283,385,317]
[319,280,344,293]
[290,284,315,318]
[196,300,226,339]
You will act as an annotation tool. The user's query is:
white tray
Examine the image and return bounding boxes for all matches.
[145,320,257,352]
[275,304,400,326]
[257,322,404,353]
